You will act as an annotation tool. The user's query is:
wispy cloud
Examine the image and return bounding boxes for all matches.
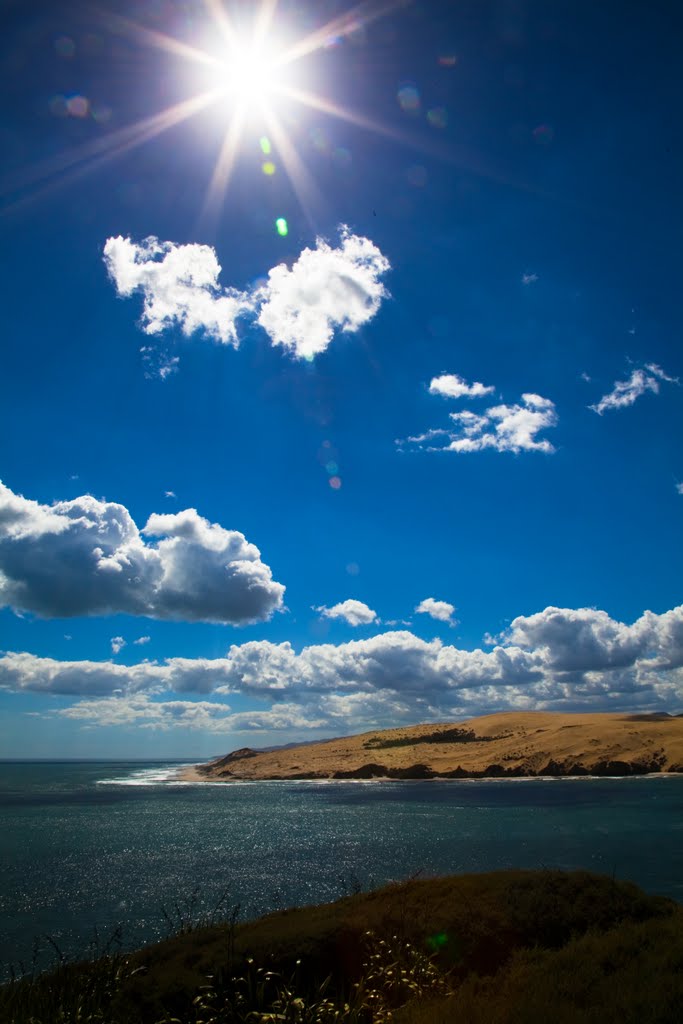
[521,272,538,285]
[51,694,324,733]
[415,598,456,624]
[0,480,284,625]
[316,599,378,626]
[428,374,494,400]
[110,636,126,655]
[133,636,151,646]
[141,346,179,380]
[55,694,236,731]
[104,226,390,363]
[590,363,678,415]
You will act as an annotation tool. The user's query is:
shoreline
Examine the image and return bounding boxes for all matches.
[173,765,683,785]
[184,712,683,784]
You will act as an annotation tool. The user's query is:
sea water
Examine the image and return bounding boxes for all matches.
[1,761,682,976]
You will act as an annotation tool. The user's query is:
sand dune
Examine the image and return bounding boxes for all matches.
[181,711,683,782]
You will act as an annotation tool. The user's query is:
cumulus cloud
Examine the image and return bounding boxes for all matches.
[0,650,163,696]
[110,636,126,655]
[415,598,456,623]
[103,227,390,363]
[316,599,378,626]
[103,236,252,345]
[428,374,494,400]
[256,227,390,358]
[590,364,678,415]
[134,636,151,646]
[450,395,557,453]
[0,480,284,624]
[2,605,681,730]
[401,393,558,454]
[507,607,651,674]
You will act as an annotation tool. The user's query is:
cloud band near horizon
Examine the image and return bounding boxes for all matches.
[2,604,681,732]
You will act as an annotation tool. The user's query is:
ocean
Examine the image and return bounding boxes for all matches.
[1,761,682,977]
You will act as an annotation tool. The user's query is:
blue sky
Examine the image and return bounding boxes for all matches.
[1,0,681,758]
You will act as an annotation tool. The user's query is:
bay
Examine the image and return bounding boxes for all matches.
[1,761,682,977]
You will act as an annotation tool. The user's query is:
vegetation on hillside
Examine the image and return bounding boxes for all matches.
[363,727,508,749]
[2,870,681,1024]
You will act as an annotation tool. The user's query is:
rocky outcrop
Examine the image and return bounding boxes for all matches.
[332,763,390,779]
[198,747,257,777]
[588,758,662,776]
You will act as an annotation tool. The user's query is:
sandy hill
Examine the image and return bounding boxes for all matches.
[183,711,683,781]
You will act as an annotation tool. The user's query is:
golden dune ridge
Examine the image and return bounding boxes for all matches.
[181,711,683,782]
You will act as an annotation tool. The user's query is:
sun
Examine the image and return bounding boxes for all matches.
[6,1,412,221]
[214,41,284,110]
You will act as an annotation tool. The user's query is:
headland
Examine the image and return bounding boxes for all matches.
[181,710,683,782]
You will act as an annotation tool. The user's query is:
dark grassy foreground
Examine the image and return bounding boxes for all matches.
[2,870,682,1023]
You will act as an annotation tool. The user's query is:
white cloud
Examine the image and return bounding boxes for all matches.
[0,650,163,696]
[428,374,494,400]
[506,607,652,674]
[676,483,683,496]
[110,636,126,655]
[140,347,179,380]
[317,599,378,626]
[56,694,235,730]
[134,636,151,646]
[2,605,681,730]
[522,272,538,285]
[51,693,325,733]
[103,227,390,363]
[590,363,678,415]
[0,480,284,624]
[103,236,252,345]
[256,226,390,359]
[448,394,557,453]
[164,491,176,499]
[401,393,558,454]
[415,598,456,623]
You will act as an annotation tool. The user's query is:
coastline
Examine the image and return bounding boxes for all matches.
[184,711,683,784]
[172,765,683,784]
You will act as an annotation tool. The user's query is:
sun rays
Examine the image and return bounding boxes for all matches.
[0,0,397,220]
